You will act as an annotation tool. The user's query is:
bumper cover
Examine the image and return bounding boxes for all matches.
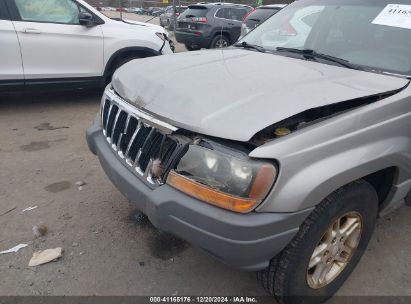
[175,31,211,49]
[86,115,311,271]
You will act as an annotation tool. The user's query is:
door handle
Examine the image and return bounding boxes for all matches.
[23,28,42,34]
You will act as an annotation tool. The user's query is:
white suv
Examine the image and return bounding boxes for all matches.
[0,0,173,91]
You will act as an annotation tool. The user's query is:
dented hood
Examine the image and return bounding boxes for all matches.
[112,49,409,142]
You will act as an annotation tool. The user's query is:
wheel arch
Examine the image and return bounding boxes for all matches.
[211,30,231,44]
[103,47,160,81]
[362,167,398,207]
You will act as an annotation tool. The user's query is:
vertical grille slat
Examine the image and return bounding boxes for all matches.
[110,110,122,142]
[100,97,182,186]
[106,105,119,139]
[112,111,128,147]
[160,138,178,166]
[125,121,142,161]
[130,125,154,161]
[138,132,164,172]
[119,116,138,154]
[102,99,111,131]
[128,124,152,162]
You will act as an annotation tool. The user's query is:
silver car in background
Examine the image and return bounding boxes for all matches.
[87,0,411,302]
[159,5,188,30]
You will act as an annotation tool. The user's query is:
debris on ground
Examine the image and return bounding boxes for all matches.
[28,247,63,267]
[71,242,79,247]
[32,222,48,238]
[22,206,38,213]
[132,212,148,224]
[0,244,28,255]
[0,207,16,217]
[75,181,86,187]
[76,181,86,190]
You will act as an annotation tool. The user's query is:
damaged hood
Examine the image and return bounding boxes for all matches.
[112,49,409,142]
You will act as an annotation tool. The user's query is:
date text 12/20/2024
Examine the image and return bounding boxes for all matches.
[149,297,258,303]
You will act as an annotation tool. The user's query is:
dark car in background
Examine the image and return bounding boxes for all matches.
[147,7,160,16]
[241,4,287,37]
[152,8,166,17]
[160,5,188,30]
[175,3,253,50]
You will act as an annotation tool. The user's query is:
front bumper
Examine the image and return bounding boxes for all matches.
[87,115,311,271]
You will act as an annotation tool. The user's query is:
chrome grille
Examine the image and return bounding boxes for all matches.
[101,89,187,186]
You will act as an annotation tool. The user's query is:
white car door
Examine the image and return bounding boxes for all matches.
[10,0,104,80]
[0,0,23,84]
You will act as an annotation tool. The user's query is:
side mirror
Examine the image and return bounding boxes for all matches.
[79,12,94,27]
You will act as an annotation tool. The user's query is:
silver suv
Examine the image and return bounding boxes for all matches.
[87,0,411,302]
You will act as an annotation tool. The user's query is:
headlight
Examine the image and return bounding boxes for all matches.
[156,32,166,41]
[166,145,277,213]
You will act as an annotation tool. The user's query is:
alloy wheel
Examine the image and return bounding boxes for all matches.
[215,39,228,48]
[306,212,363,289]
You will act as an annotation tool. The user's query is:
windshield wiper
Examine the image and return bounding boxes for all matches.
[275,47,362,70]
[234,41,266,53]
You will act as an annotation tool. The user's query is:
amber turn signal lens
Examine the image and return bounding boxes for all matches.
[249,164,277,200]
[167,170,274,213]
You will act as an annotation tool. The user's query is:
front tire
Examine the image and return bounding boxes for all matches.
[258,180,378,304]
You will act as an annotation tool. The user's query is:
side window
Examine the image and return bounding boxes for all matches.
[0,0,9,20]
[14,0,80,24]
[215,8,228,19]
[228,8,248,21]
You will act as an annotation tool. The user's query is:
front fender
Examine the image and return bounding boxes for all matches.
[251,88,411,213]
[263,138,410,213]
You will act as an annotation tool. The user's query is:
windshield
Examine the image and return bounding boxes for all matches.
[239,0,411,77]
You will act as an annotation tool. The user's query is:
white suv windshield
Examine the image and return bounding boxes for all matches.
[240,0,411,77]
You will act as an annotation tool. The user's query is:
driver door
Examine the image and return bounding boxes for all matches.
[10,0,103,80]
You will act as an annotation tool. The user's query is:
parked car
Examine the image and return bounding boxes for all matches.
[101,6,115,11]
[0,0,173,92]
[116,7,127,12]
[160,5,188,30]
[88,0,411,302]
[147,7,160,16]
[133,7,147,15]
[152,8,166,17]
[175,3,253,50]
[241,4,287,37]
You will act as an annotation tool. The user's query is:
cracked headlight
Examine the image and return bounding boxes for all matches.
[167,145,277,213]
